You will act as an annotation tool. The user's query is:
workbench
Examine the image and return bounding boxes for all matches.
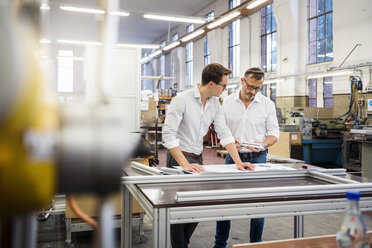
[121,164,372,248]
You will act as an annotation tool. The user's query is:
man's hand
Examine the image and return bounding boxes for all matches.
[237,162,255,171]
[234,138,242,151]
[182,163,205,173]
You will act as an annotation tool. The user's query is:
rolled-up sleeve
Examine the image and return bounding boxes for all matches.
[266,102,280,140]
[162,96,184,149]
[213,102,235,146]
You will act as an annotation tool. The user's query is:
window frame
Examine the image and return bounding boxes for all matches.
[186,24,194,87]
[228,0,240,78]
[260,3,277,72]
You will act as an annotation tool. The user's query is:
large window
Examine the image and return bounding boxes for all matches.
[229,0,240,78]
[270,83,277,104]
[186,24,194,86]
[308,0,333,64]
[160,40,166,89]
[204,11,214,66]
[57,50,74,93]
[261,3,277,72]
[308,77,333,107]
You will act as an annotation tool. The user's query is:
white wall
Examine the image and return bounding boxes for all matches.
[143,0,372,95]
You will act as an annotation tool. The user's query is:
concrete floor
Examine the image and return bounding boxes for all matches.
[36,147,372,247]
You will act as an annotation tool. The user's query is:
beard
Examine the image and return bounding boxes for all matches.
[243,92,255,101]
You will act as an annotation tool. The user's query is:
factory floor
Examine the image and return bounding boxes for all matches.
[37,147,372,248]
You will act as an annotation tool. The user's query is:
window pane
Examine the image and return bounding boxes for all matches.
[272,14,277,32]
[309,79,317,98]
[272,32,277,53]
[261,17,266,35]
[309,18,317,42]
[267,4,272,14]
[317,0,325,15]
[317,39,325,63]
[324,98,333,108]
[267,34,272,57]
[261,85,267,97]
[272,52,277,71]
[324,77,333,97]
[325,36,333,61]
[309,99,317,107]
[261,7,266,18]
[317,15,325,40]
[325,0,332,12]
[309,41,317,64]
[309,0,317,18]
[266,13,272,33]
[326,13,333,38]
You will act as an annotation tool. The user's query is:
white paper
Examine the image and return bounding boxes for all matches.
[174,163,296,174]
[140,100,149,110]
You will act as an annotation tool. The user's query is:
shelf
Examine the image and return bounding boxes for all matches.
[159,96,173,100]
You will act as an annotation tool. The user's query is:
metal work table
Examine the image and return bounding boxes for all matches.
[121,164,372,248]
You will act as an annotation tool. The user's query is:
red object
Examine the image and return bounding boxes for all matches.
[302,164,309,169]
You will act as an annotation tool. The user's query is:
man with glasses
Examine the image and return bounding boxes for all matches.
[163,63,254,248]
[214,67,279,248]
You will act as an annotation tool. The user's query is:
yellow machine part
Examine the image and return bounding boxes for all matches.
[0,43,58,216]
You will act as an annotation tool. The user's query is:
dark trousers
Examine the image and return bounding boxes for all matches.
[166,151,203,248]
[214,152,267,248]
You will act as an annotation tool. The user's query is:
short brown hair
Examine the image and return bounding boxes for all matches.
[202,63,232,86]
[244,67,265,80]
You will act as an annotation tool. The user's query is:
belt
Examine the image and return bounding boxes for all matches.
[239,150,266,159]
[182,151,202,159]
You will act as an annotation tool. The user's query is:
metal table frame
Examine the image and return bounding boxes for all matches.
[121,169,372,248]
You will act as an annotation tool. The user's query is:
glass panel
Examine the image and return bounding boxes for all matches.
[325,0,333,12]
[324,77,332,97]
[317,39,325,63]
[309,18,317,42]
[272,13,277,31]
[261,7,266,17]
[266,13,272,33]
[261,85,267,96]
[267,4,272,14]
[261,17,266,35]
[309,41,316,64]
[261,54,266,72]
[326,13,333,38]
[309,79,317,98]
[317,15,325,40]
[324,98,333,108]
[309,0,317,18]
[172,33,178,41]
[272,51,277,71]
[317,0,325,15]
[270,83,276,104]
[267,33,272,59]
[325,36,333,61]
[309,98,317,107]
[272,32,277,53]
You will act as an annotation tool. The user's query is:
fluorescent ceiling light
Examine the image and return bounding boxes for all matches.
[117,43,160,49]
[143,13,205,24]
[181,29,205,42]
[39,39,51,44]
[162,41,180,51]
[60,5,104,14]
[57,56,85,61]
[207,11,240,29]
[264,78,285,84]
[307,70,354,79]
[40,4,50,10]
[141,57,150,63]
[246,0,268,9]
[57,40,103,46]
[110,11,130,16]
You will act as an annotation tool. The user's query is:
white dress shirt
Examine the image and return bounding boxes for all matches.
[163,85,234,155]
[222,92,279,151]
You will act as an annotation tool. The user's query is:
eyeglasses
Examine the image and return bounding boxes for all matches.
[243,78,262,92]
[213,81,227,90]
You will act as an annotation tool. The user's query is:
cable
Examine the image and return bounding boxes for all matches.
[67,195,98,230]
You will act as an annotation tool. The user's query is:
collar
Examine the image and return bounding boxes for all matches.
[193,84,201,98]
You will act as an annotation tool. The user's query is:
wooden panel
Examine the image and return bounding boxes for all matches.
[268,132,290,157]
